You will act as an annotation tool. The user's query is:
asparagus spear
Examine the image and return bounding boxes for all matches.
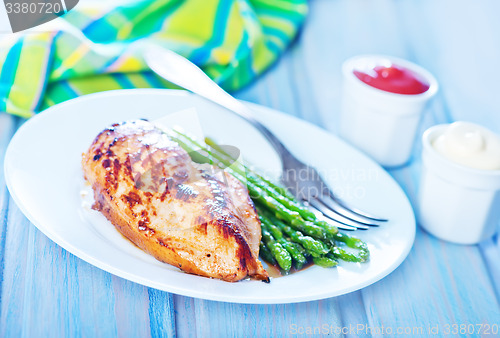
[259,214,307,270]
[331,233,370,262]
[261,227,292,271]
[259,242,277,266]
[332,247,368,263]
[313,256,338,268]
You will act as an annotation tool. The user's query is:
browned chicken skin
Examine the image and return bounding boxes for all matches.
[82,120,269,282]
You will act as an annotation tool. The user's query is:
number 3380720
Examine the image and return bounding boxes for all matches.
[5,2,63,14]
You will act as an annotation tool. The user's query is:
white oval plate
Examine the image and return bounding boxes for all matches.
[4,89,415,304]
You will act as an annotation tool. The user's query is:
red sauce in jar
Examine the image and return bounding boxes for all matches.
[353,64,430,95]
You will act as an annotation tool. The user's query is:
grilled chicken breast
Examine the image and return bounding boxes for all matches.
[82,120,269,282]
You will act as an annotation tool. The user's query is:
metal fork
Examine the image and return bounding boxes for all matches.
[145,47,387,230]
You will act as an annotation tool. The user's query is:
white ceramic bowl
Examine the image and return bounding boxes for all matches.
[340,55,438,167]
[418,124,500,244]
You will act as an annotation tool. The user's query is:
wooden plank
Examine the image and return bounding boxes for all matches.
[112,276,151,338]
[0,202,30,336]
[0,113,18,337]
[173,292,370,337]
[181,298,343,337]
[480,238,500,302]
[172,295,196,337]
[147,288,176,338]
[336,293,371,338]
[0,113,16,267]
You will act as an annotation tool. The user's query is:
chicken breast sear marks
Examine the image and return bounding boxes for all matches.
[82,120,269,282]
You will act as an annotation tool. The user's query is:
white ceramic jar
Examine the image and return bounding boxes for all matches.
[340,55,438,167]
[418,123,500,244]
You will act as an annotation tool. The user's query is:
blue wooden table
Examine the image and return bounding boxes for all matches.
[1,0,500,336]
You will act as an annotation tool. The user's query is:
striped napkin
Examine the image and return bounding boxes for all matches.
[0,0,307,118]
